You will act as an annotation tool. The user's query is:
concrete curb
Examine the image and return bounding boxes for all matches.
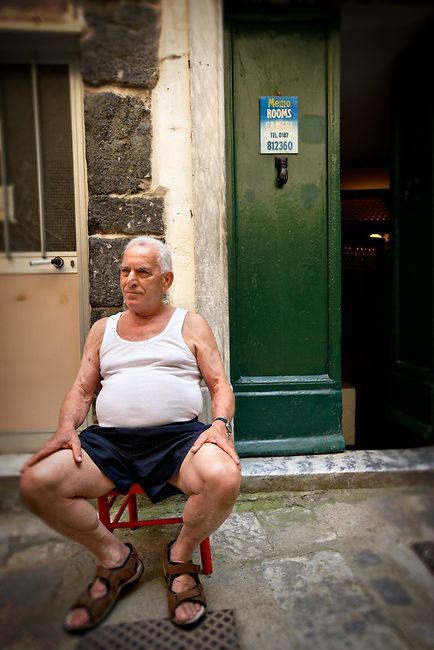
[0,453,31,477]
[2,447,434,488]
[241,447,434,491]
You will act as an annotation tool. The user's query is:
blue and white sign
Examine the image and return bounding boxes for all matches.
[259,96,298,154]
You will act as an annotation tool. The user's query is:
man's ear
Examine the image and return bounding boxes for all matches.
[163,271,174,291]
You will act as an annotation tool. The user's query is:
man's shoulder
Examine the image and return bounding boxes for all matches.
[183,311,214,345]
[184,311,208,330]
[184,310,204,322]
[88,315,111,342]
[92,314,110,328]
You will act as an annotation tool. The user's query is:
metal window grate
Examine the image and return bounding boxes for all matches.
[76,610,240,650]
[411,541,434,576]
[0,62,76,256]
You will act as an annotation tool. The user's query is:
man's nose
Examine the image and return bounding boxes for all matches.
[126,270,137,283]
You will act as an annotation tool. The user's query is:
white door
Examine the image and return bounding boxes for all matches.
[0,59,87,453]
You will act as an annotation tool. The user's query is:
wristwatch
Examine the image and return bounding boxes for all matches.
[213,416,232,434]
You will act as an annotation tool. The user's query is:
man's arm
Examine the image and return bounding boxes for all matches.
[21,318,107,471]
[183,312,239,466]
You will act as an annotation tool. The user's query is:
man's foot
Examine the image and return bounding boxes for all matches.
[163,541,207,627]
[64,543,143,634]
[171,573,203,624]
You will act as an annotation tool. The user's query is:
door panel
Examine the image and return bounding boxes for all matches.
[386,26,434,440]
[0,273,80,430]
[233,25,328,378]
[0,59,83,452]
[226,15,344,456]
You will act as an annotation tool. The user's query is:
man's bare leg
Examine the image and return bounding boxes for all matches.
[168,443,241,624]
[20,449,131,629]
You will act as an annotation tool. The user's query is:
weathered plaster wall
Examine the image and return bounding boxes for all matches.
[188,0,229,367]
[151,0,196,312]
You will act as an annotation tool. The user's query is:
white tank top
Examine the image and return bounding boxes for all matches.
[95,308,203,427]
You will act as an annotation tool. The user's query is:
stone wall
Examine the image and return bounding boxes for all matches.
[81,0,163,322]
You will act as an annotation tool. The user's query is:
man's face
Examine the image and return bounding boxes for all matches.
[120,244,173,315]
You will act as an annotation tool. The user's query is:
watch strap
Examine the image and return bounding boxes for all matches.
[213,417,229,425]
[213,417,232,434]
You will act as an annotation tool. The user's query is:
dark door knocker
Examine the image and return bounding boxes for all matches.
[275,157,288,187]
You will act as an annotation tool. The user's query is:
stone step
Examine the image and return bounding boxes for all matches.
[2,447,434,513]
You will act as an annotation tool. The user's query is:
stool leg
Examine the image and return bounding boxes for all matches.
[97,495,111,529]
[127,494,138,521]
[199,537,213,575]
[127,494,139,530]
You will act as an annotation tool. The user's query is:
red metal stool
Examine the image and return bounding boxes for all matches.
[97,482,213,575]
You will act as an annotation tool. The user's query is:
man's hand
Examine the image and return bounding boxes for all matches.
[20,429,82,473]
[190,421,240,467]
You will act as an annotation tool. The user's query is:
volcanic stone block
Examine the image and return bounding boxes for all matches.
[81,1,159,89]
[91,307,121,324]
[88,195,164,235]
[85,92,151,195]
[89,236,130,307]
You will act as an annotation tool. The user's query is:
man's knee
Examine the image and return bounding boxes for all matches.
[20,456,66,509]
[201,451,241,501]
[20,468,45,511]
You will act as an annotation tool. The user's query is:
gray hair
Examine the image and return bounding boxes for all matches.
[124,236,173,273]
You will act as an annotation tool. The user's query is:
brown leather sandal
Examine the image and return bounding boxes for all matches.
[64,543,143,634]
[163,540,207,628]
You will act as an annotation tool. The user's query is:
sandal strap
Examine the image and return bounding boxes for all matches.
[169,584,205,606]
[163,541,207,623]
[69,591,113,624]
[96,543,140,589]
[164,560,202,578]
[66,543,142,627]
[163,540,203,579]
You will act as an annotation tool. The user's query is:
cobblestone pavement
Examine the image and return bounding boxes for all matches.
[1,482,434,650]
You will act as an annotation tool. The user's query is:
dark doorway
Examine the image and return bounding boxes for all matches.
[340,2,434,449]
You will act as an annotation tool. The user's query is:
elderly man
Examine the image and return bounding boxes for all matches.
[20,236,240,633]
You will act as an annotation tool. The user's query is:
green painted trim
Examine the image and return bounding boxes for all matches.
[235,374,338,391]
[233,387,343,455]
[326,22,341,383]
[236,374,334,383]
[387,370,434,438]
[223,21,239,379]
[394,361,431,379]
[385,407,433,440]
[235,434,345,457]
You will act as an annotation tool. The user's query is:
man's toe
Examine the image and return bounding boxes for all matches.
[65,607,90,630]
[174,602,204,624]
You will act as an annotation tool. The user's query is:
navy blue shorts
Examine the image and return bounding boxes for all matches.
[79,418,210,503]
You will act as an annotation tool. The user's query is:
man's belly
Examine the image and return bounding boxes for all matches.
[95,373,203,427]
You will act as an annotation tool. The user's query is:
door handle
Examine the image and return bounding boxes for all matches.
[29,256,64,269]
[275,157,288,186]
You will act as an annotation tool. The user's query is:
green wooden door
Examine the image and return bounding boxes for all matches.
[386,27,434,441]
[225,14,344,456]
